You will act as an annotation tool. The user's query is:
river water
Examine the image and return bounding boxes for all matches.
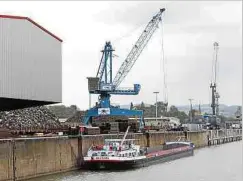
[29,141,242,181]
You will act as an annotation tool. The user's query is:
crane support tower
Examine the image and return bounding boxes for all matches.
[83,8,166,130]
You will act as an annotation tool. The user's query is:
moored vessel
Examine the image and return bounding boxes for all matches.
[83,127,195,170]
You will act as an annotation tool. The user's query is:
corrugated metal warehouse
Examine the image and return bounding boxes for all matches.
[0,15,62,111]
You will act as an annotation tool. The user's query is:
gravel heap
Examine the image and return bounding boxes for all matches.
[0,106,61,130]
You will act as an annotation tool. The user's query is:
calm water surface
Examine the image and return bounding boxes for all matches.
[29,141,242,181]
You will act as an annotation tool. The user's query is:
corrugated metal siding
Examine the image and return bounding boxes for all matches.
[0,18,62,102]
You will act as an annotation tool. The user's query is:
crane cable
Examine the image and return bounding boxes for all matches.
[112,22,148,45]
[159,17,168,110]
[209,45,215,106]
[211,45,216,84]
[110,21,148,73]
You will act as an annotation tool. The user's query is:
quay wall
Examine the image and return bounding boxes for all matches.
[0,140,13,181]
[0,129,241,181]
[187,131,208,148]
[148,131,185,147]
[0,137,81,181]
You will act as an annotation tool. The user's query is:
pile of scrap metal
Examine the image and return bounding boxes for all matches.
[0,106,67,135]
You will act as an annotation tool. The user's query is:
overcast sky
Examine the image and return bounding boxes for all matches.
[0,1,242,109]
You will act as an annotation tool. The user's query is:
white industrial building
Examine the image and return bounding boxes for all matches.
[129,116,181,127]
[0,15,62,111]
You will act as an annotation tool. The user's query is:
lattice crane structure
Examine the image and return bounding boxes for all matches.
[83,9,166,129]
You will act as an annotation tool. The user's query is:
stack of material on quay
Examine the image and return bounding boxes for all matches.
[0,106,62,131]
[92,115,129,124]
[65,110,130,125]
[64,111,101,135]
[64,111,86,127]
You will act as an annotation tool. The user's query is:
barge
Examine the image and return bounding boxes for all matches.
[83,127,195,170]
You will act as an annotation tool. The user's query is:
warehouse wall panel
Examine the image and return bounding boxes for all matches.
[0,16,62,108]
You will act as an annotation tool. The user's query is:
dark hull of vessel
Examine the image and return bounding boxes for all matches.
[82,149,194,170]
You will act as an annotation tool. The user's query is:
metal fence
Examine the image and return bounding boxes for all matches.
[208,129,242,140]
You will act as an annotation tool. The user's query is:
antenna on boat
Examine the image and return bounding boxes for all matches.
[121,126,131,146]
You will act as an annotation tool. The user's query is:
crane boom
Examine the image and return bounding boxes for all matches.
[112,8,165,88]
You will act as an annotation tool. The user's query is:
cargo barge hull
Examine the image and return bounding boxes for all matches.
[83,148,194,170]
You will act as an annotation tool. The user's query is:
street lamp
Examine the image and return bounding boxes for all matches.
[189,98,193,122]
[153,91,159,122]
[89,93,91,109]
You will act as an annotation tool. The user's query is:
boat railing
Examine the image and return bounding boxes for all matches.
[90,145,104,151]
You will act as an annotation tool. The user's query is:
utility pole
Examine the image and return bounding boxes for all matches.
[89,93,91,109]
[189,98,193,122]
[153,91,159,122]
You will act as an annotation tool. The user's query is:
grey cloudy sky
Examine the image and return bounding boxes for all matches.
[0,1,242,109]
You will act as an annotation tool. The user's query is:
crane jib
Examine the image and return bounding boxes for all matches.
[112,8,165,88]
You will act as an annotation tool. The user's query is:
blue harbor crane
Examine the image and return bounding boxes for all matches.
[83,8,166,130]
